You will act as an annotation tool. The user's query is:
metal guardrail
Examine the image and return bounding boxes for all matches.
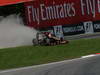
[65,32,100,40]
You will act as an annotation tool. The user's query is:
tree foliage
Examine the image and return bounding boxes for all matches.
[0,3,24,16]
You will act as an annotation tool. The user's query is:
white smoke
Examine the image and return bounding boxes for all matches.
[0,14,37,48]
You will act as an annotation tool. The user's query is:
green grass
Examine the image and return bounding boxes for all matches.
[0,38,100,70]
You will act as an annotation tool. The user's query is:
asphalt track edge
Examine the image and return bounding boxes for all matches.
[0,54,99,74]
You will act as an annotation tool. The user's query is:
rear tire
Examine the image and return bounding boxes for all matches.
[32,39,39,46]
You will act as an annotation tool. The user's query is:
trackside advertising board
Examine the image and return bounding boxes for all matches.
[93,21,100,32]
[0,0,32,6]
[24,0,100,28]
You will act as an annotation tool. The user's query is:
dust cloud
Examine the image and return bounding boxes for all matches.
[0,14,37,48]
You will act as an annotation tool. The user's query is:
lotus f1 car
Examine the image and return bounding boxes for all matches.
[32,32,69,46]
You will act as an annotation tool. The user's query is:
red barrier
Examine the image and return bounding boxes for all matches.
[0,0,33,6]
[24,0,100,28]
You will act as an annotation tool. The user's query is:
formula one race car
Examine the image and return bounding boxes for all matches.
[32,32,69,46]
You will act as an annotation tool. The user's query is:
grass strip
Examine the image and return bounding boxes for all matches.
[0,38,100,70]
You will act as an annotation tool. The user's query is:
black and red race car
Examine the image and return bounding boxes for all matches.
[32,32,69,46]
